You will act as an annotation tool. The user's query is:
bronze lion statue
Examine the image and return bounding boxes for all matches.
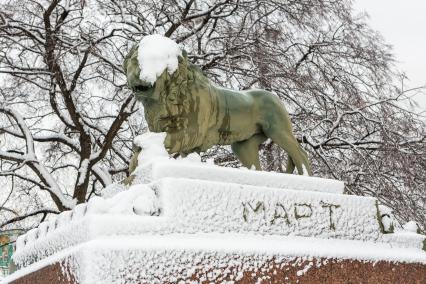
[123,40,312,176]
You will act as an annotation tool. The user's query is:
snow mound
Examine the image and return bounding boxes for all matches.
[138,34,182,85]
[378,204,397,233]
[86,184,158,216]
[403,221,419,233]
[133,132,168,167]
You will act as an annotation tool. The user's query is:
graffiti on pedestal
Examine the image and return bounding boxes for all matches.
[242,201,341,230]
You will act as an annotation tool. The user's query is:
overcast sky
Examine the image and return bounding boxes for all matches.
[354,0,426,112]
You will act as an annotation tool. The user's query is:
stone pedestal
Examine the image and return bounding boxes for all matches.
[7,253,426,284]
[4,159,426,283]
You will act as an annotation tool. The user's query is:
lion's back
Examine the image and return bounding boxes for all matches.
[243,89,285,110]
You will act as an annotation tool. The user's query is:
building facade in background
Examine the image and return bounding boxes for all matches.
[0,230,22,278]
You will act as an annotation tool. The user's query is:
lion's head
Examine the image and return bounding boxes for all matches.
[124,42,215,155]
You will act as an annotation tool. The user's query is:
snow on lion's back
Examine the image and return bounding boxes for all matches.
[137,34,182,85]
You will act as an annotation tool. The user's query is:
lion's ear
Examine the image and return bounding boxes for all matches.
[176,54,188,81]
[181,49,188,58]
[123,57,129,73]
[177,49,188,65]
[123,44,139,72]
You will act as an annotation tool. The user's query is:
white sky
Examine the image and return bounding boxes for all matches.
[354,0,426,112]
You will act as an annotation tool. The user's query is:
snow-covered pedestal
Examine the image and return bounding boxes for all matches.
[4,134,426,283]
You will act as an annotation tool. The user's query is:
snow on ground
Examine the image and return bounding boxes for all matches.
[138,35,182,85]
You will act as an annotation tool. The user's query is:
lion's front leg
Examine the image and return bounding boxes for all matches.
[231,134,267,170]
[122,144,142,185]
[164,131,183,154]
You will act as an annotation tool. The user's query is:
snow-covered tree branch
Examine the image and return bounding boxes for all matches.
[0,0,424,233]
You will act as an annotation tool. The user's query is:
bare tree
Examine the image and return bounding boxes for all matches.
[1,0,425,232]
[0,0,141,226]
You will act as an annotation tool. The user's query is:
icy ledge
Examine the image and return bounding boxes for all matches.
[131,132,344,194]
[12,177,426,268]
[4,234,426,284]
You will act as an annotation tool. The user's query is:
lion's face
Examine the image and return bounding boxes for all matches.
[125,46,170,132]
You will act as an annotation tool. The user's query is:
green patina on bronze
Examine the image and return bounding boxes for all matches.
[124,44,312,175]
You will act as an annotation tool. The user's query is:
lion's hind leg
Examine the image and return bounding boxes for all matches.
[263,127,312,176]
[299,146,312,174]
[231,134,267,170]
[286,156,296,174]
